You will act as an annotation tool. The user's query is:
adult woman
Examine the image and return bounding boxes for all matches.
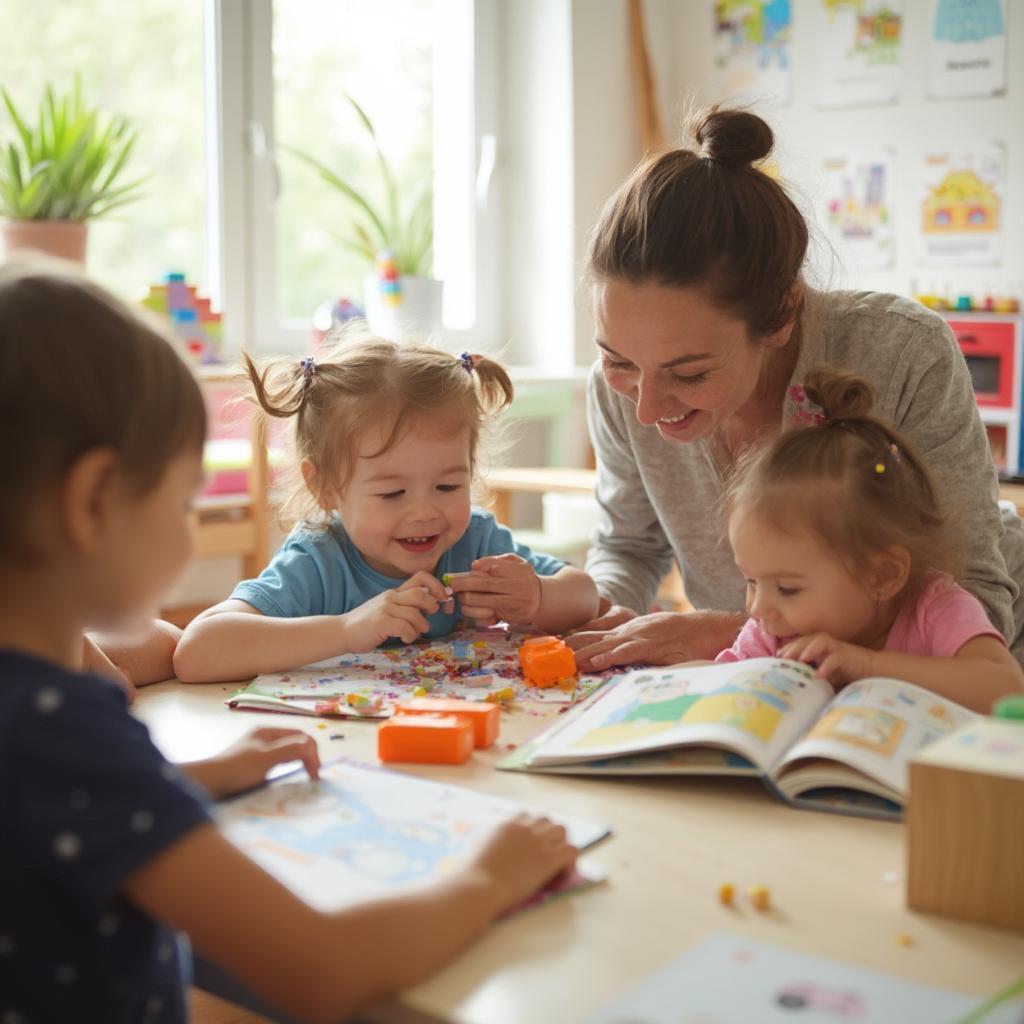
[568,107,1024,672]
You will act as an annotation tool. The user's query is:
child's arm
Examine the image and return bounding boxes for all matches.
[780,633,1024,713]
[450,556,600,633]
[121,815,576,1024]
[86,619,182,689]
[174,572,450,682]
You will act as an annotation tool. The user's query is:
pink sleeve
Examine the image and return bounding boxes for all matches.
[715,617,779,663]
[920,581,1007,657]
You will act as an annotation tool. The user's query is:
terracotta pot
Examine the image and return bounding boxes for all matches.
[2,220,88,264]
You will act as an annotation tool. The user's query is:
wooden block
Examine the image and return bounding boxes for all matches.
[907,718,1024,931]
[378,714,474,765]
[400,698,500,748]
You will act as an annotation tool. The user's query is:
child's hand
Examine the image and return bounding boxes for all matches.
[468,814,578,912]
[184,727,321,799]
[448,554,543,626]
[779,633,876,688]
[341,572,447,651]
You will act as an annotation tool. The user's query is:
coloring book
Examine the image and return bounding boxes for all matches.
[217,759,610,913]
[499,658,977,820]
[582,930,1022,1024]
[225,626,613,719]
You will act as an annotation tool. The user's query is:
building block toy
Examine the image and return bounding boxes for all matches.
[748,884,771,911]
[518,635,577,688]
[907,718,1024,931]
[378,713,474,765]
[142,271,222,364]
[399,698,499,749]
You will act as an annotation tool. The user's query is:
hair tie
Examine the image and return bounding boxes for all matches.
[459,352,480,374]
[300,355,317,385]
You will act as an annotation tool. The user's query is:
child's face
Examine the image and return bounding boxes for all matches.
[334,421,473,578]
[90,451,204,629]
[729,509,880,646]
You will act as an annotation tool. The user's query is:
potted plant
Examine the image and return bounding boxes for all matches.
[285,95,439,340]
[0,79,144,264]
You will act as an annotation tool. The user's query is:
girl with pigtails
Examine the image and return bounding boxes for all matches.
[175,332,598,683]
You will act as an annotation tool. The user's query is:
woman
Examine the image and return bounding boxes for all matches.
[568,107,1024,672]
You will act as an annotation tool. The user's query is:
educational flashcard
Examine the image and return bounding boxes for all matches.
[821,150,895,269]
[917,147,1005,268]
[928,0,1007,99]
[815,0,903,109]
[218,760,609,913]
[582,930,1020,1023]
[713,0,793,106]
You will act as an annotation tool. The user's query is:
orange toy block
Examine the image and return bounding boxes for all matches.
[378,713,474,765]
[400,698,499,748]
[518,635,577,688]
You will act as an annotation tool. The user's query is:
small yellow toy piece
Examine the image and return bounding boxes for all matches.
[441,573,453,587]
[316,721,327,730]
[485,686,516,703]
[748,884,771,911]
[897,932,913,947]
[718,882,735,906]
[412,685,428,698]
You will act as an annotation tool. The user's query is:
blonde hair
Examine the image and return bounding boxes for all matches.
[0,258,206,565]
[243,325,514,527]
[723,367,965,592]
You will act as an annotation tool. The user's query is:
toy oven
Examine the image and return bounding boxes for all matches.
[949,319,1016,409]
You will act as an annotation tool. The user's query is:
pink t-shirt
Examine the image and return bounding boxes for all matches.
[715,573,1006,664]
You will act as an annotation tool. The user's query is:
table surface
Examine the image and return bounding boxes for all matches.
[134,679,1024,1024]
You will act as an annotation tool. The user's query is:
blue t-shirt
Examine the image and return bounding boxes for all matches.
[0,650,213,1024]
[231,508,565,638]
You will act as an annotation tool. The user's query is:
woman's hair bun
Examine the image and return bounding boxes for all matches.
[689,107,774,168]
[804,367,875,421]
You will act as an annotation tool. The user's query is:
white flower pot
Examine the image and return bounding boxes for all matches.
[363,273,444,342]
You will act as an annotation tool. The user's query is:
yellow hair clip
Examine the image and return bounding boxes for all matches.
[874,462,886,474]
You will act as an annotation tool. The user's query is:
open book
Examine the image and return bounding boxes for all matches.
[499,658,977,820]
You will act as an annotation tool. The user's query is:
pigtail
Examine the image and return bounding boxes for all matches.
[803,367,874,422]
[241,351,311,419]
[466,353,514,416]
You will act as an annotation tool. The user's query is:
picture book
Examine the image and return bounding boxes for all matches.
[225,626,613,720]
[582,931,1023,1024]
[499,658,977,820]
[216,759,610,914]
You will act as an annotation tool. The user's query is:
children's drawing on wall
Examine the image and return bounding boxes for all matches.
[821,150,894,270]
[713,0,793,106]
[928,0,1006,99]
[814,0,903,108]
[917,146,1005,267]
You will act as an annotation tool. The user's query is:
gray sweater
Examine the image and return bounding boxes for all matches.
[585,288,1024,650]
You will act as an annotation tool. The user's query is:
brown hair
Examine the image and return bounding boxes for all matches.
[586,106,807,336]
[243,326,514,526]
[0,258,207,563]
[723,367,964,591]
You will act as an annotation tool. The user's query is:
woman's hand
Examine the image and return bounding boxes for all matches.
[183,727,322,800]
[574,604,638,632]
[779,633,874,688]
[566,610,746,671]
[447,554,543,626]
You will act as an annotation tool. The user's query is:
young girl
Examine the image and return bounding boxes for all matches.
[717,367,1024,713]
[174,335,599,683]
[0,261,576,1024]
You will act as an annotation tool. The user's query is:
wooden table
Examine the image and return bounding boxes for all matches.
[134,682,1024,1024]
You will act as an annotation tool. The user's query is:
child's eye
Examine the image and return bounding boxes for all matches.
[377,490,405,500]
[437,484,462,493]
[672,371,709,387]
[777,585,800,597]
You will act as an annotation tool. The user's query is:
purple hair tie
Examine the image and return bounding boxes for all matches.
[300,355,317,384]
[459,352,478,374]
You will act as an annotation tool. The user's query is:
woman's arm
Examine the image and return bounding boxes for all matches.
[122,817,576,1024]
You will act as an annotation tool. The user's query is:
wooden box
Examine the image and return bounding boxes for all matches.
[907,718,1024,931]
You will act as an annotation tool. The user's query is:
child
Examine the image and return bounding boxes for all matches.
[717,367,1024,713]
[0,261,577,1024]
[174,335,599,682]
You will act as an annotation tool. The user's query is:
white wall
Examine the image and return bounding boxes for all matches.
[667,0,1024,301]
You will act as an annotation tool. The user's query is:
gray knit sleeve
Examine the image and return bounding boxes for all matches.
[584,365,675,613]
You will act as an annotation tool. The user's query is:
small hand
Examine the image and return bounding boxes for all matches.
[447,554,543,626]
[565,611,691,671]
[469,814,578,913]
[779,633,875,688]
[187,727,321,799]
[341,575,445,650]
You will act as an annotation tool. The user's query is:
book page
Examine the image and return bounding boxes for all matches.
[773,678,977,798]
[525,659,833,773]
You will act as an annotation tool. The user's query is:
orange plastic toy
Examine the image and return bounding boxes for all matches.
[377,713,474,765]
[518,635,577,688]
[399,698,499,748]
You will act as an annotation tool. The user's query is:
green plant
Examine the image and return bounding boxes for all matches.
[284,95,433,277]
[0,78,144,221]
